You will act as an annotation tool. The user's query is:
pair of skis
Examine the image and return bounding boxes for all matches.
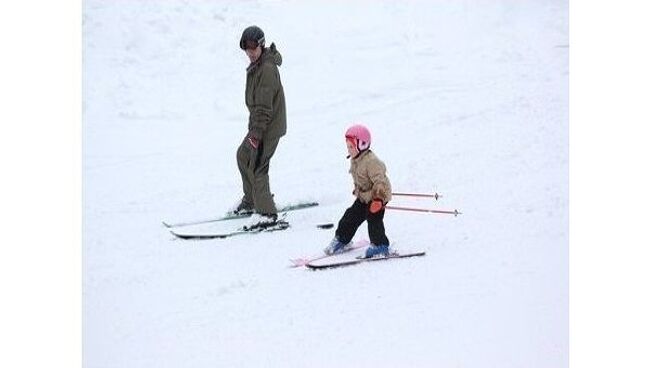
[171,218,291,239]
[307,252,426,270]
[165,202,321,240]
[290,239,426,270]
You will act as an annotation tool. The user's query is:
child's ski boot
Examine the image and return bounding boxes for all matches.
[362,244,392,259]
[323,237,352,255]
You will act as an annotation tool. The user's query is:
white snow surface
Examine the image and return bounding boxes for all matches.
[83,1,568,367]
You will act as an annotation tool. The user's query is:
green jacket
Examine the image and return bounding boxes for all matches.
[245,43,286,140]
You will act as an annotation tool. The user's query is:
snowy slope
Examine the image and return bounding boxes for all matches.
[83,1,568,367]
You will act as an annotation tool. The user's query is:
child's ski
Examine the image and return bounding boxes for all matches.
[162,201,318,228]
[306,251,426,270]
[289,239,370,268]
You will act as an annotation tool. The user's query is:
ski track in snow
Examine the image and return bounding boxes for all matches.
[83,1,568,367]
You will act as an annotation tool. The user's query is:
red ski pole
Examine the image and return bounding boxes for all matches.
[392,192,442,200]
[385,205,461,216]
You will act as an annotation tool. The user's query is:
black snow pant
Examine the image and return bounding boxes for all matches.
[335,199,389,246]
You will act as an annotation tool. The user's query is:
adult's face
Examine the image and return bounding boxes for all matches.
[244,43,262,63]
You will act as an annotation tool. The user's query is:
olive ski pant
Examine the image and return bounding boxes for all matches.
[236,136,280,215]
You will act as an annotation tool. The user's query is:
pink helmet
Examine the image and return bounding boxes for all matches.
[345,124,371,151]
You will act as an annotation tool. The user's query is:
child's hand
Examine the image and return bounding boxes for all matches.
[369,199,384,214]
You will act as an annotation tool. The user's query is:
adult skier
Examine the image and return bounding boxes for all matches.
[233,25,286,227]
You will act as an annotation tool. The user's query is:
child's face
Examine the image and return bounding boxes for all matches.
[346,139,358,157]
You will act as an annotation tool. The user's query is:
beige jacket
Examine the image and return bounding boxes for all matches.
[349,150,392,204]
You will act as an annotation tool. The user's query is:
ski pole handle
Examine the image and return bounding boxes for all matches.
[385,205,461,216]
[392,192,441,200]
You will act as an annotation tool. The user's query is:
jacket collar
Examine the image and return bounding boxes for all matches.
[351,149,371,161]
[246,48,267,73]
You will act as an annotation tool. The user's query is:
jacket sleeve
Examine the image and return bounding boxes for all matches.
[249,64,277,140]
[367,160,391,202]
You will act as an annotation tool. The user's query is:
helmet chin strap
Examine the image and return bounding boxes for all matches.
[345,136,369,159]
[346,149,361,160]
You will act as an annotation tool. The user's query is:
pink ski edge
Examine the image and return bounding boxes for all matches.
[288,239,371,268]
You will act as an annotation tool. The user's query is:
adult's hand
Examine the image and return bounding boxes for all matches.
[247,136,259,149]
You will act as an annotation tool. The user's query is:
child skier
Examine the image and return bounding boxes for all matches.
[324,124,394,258]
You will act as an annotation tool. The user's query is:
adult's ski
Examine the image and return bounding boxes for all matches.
[170,220,290,240]
[162,201,318,228]
[306,251,426,270]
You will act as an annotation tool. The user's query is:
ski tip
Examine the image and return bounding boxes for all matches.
[289,258,307,268]
[169,230,189,239]
[317,223,334,229]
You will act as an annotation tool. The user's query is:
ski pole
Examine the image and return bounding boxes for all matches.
[392,192,441,200]
[385,205,461,216]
